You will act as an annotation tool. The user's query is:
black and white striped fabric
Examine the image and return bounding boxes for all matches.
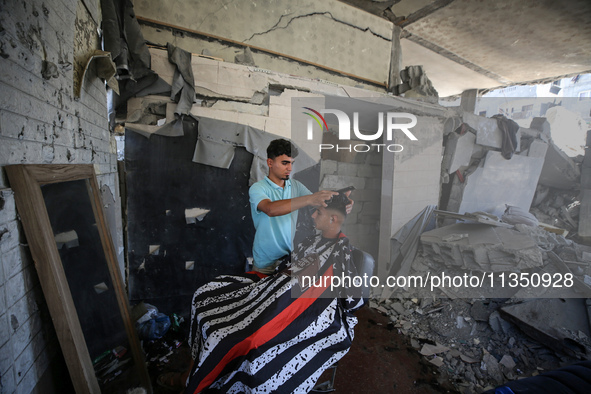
[186,234,363,393]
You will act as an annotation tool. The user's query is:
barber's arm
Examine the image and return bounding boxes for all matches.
[257,190,338,217]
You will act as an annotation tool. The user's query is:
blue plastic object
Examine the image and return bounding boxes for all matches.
[137,313,171,340]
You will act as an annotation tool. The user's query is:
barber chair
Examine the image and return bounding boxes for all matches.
[311,247,376,393]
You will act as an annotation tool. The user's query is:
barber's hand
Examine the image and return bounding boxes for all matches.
[309,190,338,207]
[344,190,354,214]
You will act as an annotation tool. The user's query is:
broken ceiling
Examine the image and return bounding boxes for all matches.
[340,0,591,95]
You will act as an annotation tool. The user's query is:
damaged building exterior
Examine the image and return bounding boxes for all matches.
[1,0,591,393]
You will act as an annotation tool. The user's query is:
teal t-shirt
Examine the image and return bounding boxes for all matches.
[249,177,311,269]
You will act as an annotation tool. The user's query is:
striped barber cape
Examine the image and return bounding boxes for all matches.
[186,234,364,393]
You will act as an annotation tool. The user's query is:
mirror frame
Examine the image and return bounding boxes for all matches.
[5,164,151,393]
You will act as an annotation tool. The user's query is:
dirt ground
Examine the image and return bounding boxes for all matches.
[325,306,457,394]
[151,306,458,394]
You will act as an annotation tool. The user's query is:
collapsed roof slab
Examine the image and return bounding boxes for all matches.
[458,151,544,219]
[500,299,590,359]
[420,223,543,272]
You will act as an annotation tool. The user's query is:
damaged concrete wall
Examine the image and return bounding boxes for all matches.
[133,0,393,91]
[0,0,122,391]
[128,44,453,293]
[442,113,550,219]
[378,110,446,275]
[141,46,401,165]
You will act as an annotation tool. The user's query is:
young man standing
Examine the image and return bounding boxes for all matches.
[249,139,338,274]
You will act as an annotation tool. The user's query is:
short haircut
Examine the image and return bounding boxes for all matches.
[267,139,299,159]
[325,193,350,218]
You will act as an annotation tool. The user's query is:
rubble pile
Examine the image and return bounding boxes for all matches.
[530,183,582,239]
[371,213,591,393]
[369,296,591,394]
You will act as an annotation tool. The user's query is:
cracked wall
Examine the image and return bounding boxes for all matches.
[0,0,122,392]
[133,0,393,89]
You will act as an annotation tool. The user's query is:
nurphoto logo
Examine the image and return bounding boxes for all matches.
[302,107,418,153]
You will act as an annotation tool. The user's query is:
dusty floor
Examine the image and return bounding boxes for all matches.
[321,307,457,393]
[150,306,457,394]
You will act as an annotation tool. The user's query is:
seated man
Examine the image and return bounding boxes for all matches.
[184,193,363,393]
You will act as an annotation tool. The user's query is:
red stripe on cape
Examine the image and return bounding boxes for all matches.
[192,266,334,393]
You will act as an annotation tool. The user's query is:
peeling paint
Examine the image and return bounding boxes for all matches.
[73,1,99,96]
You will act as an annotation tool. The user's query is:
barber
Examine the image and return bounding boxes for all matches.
[249,139,352,274]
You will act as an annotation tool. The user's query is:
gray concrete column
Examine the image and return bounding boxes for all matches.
[460,89,478,113]
[388,25,403,93]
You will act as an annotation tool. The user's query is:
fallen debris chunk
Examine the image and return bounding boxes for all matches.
[460,353,479,364]
[420,343,450,356]
[538,222,569,237]
[500,299,591,359]
[499,354,516,370]
[428,356,444,367]
[481,353,504,385]
[420,223,543,272]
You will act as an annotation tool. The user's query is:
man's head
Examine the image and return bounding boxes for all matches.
[312,193,350,237]
[267,139,298,160]
[266,139,298,183]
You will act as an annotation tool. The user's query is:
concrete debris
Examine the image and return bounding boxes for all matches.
[454,151,544,219]
[500,298,591,359]
[441,130,476,175]
[420,223,543,271]
[537,140,581,190]
[460,353,479,364]
[440,111,584,231]
[499,354,516,371]
[420,343,450,356]
[435,209,513,228]
[530,184,581,239]
[462,112,520,152]
[370,294,590,393]
[501,205,539,227]
[481,353,504,385]
[428,356,444,367]
[488,311,512,335]
[392,65,438,100]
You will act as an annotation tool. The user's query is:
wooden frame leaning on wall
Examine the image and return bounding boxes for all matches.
[5,164,151,394]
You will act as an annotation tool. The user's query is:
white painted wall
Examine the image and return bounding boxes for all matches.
[0,1,121,392]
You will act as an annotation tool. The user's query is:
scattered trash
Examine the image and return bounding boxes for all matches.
[135,303,171,340]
